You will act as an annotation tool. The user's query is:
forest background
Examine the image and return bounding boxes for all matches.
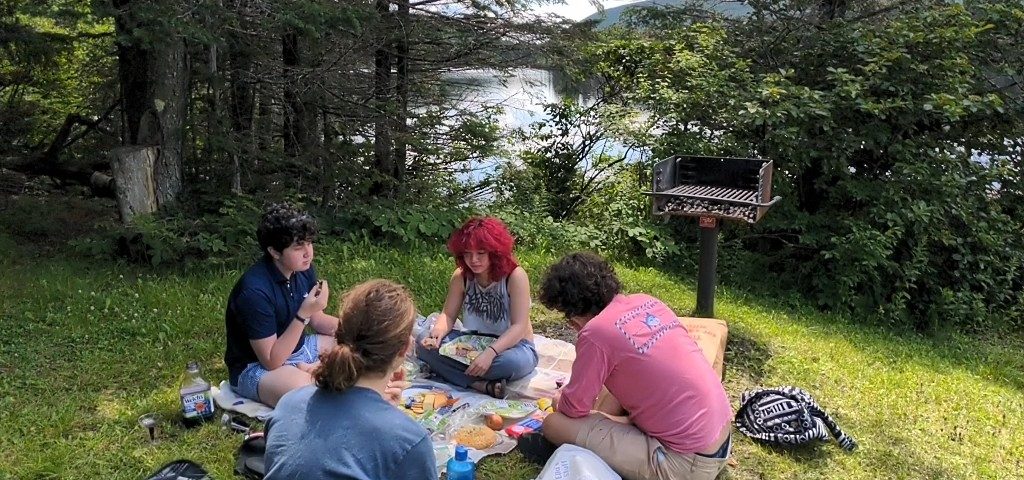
[2,0,1023,478]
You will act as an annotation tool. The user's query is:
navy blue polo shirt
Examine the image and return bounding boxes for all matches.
[224,256,319,385]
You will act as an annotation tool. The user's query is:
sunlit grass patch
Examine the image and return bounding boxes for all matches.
[1,236,1021,479]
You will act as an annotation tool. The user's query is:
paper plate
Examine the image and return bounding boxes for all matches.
[439,335,497,365]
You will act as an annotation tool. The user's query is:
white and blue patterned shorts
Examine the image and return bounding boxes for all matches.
[234,334,320,403]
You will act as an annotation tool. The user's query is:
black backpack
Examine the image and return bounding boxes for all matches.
[145,460,211,480]
[234,432,267,479]
[734,386,858,452]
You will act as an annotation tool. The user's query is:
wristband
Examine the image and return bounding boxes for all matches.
[488,345,499,356]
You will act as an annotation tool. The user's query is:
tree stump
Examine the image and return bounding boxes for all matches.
[111,146,159,223]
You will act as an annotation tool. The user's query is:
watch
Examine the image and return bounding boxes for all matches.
[296,313,311,326]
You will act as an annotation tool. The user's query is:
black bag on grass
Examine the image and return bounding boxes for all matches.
[234,432,267,479]
[145,459,211,480]
[735,386,858,452]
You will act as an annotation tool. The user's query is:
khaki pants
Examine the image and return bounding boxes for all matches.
[574,414,729,480]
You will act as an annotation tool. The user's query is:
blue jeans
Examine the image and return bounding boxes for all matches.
[415,329,538,388]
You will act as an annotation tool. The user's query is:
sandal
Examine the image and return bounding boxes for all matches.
[484,378,508,399]
[517,432,557,466]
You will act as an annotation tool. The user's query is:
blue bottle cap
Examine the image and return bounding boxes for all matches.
[454,445,469,461]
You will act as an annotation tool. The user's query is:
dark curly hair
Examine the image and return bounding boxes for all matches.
[538,252,622,318]
[256,203,318,256]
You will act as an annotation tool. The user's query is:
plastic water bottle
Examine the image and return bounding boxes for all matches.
[446,445,476,480]
[179,361,216,427]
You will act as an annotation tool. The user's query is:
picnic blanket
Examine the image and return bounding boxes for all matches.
[212,381,274,421]
[507,334,575,400]
[210,333,577,423]
[209,326,727,475]
[402,334,577,475]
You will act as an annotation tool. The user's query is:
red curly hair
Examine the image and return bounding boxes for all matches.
[447,216,518,281]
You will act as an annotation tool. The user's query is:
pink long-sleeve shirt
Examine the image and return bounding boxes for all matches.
[558,294,732,454]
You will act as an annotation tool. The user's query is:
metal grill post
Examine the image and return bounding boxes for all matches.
[696,217,720,318]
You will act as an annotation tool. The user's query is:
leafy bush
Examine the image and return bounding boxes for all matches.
[110,195,264,266]
[491,206,607,255]
[575,168,681,261]
[328,200,475,247]
[811,157,1024,330]
[586,1,1024,331]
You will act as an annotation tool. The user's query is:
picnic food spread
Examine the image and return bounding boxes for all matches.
[439,335,497,365]
[453,424,499,450]
[403,389,459,416]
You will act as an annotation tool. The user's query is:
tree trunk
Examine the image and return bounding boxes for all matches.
[282,32,299,158]
[255,84,271,155]
[392,0,410,184]
[228,25,254,193]
[371,0,394,196]
[818,0,847,21]
[111,146,159,222]
[282,31,321,160]
[205,41,221,176]
[113,0,188,213]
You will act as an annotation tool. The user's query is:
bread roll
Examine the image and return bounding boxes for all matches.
[453,424,498,450]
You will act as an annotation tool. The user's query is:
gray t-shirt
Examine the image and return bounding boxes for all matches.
[461,276,511,336]
[265,385,437,480]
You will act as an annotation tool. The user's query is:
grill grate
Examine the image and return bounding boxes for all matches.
[663,185,760,204]
[646,155,780,224]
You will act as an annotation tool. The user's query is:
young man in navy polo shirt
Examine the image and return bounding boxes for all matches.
[224,203,341,407]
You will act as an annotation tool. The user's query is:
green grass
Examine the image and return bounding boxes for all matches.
[1,234,1022,479]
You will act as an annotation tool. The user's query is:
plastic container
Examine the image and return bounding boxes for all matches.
[179,361,216,426]
[504,412,546,439]
[446,445,476,480]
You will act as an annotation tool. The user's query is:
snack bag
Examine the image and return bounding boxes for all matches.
[476,399,538,418]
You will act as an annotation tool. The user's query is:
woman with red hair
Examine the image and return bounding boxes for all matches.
[416,216,538,398]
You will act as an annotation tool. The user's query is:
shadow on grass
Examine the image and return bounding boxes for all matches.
[723,326,773,386]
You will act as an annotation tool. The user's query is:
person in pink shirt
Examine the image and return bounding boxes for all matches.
[522,252,732,480]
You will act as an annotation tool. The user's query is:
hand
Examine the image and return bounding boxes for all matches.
[298,280,329,319]
[420,321,448,350]
[464,347,496,377]
[384,369,410,406]
[295,362,317,374]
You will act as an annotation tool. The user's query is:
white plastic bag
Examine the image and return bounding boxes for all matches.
[412,312,438,339]
[536,444,621,480]
[412,311,466,341]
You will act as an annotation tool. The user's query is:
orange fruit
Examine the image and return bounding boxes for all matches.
[484,413,503,430]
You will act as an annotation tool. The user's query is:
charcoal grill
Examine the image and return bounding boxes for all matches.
[644,155,781,317]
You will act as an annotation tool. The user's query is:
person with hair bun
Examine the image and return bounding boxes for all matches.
[416,216,538,399]
[264,279,436,480]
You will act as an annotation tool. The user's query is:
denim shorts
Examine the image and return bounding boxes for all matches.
[234,334,320,403]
